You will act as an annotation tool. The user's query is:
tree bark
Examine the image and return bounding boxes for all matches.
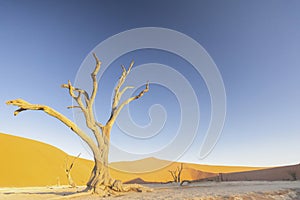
[86,126,113,194]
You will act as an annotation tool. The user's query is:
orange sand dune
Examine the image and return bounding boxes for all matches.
[0,133,93,187]
[0,133,264,187]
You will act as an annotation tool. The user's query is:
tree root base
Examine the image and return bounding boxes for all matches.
[88,180,153,197]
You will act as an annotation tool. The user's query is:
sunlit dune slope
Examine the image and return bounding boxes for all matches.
[0,133,93,187]
[179,162,265,174]
[0,133,264,186]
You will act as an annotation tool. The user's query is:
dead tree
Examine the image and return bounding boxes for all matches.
[65,153,81,187]
[288,170,297,181]
[218,173,223,182]
[168,163,183,183]
[177,163,183,183]
[6,53,150,196]
[168,169,178,182]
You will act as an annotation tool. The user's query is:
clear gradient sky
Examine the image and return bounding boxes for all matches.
[0,0,300,167]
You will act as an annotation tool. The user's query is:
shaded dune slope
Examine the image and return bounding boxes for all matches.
[220,164,300,181]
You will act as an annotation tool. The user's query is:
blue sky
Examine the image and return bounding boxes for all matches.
[0,0,300,167]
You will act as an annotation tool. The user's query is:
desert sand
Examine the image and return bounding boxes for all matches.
[0,181,299,200]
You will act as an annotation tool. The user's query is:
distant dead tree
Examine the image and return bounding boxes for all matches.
[288,170,297,181]
[218,173,223,182]
[7,53,150,196]
[168,163,183,184]
[65,153,81,187]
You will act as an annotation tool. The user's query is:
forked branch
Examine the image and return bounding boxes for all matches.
[105,61,149,127]
[60,53,101,110]
[107,81,149,127]
[61,80,89,110]
[111,61,134,111]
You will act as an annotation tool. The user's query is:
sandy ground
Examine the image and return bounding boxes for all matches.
[0,181,299,200]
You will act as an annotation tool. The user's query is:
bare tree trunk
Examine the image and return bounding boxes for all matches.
[67,172,76,188]
[65,153,81,188]
[86,126,146,195]
[177,163,183,183]
[86,126,114,194]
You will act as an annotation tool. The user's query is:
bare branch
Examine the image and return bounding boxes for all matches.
[128,60,134,73]
[112,68,126,110]
[61,80,77,98]
[111,62,135,111]
[74,87,90,102]
[61,80,89,107]
[168,170,177,182]
[121,65,126,74]
[61,65,103,149]
[6,99,101,160]
[96,122,104,129]
[107,82,149,127]
[61,80,88,113]
[119,86,134,99]
[67,105,81,109]
[90,53,101,106]
[69,153,81,170]
[112,86,134,112]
